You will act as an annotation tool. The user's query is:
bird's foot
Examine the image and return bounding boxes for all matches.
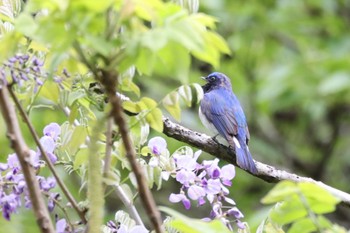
[212,134,220,143]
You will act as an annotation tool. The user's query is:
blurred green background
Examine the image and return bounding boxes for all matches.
[0,0,349,232]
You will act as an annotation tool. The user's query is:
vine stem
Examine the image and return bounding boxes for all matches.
[98,69,164,233]
[7,86,87,224]
[0,84,55,233]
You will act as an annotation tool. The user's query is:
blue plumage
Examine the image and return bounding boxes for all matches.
[199,72,257,174]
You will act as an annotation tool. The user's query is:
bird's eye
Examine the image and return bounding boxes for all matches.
[209,76,216,82]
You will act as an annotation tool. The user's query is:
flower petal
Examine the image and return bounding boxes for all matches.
[188,185,205,200]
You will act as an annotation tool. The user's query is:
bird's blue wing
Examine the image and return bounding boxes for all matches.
[200,89,247,140]
[200,88,256,174]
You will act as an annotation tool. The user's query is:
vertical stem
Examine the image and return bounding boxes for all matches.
[0,84,55,233]
[103,116,114,178]
[88,121,105,233]
[99,69,164,233]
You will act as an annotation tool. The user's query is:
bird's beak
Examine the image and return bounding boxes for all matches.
[201,76,207,82]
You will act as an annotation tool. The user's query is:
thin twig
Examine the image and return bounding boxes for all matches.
[43,191,74,231]
[162,117,350,207]
[114,185,144,226]
[0,84,55,233]
[98,69,164,233]
[64,106,144,226]
[8,87,87,224]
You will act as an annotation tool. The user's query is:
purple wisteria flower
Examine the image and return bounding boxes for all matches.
[0,122,61,220]
[43,123,61,141]
[56,218,67,233]
[168,148,245,230]
[1,54,45,93]
[147,137,169,169]
[0,193,21,220]
[38,123,61,163]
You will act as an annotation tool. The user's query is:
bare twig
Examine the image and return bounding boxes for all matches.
[114,185,144,226]
[162,117,350,207]
[98,69,164,233]
[8,87,87,224]
[0,84,55,233]
[64,106,144,225]
[103,116,145,226]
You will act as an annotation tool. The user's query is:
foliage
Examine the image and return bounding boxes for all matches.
[259,181,345,233]
[0,0,349,232]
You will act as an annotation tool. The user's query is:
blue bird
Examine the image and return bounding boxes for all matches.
[199,72,258,174]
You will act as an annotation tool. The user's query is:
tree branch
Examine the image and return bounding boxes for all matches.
[98,69,164,233]
[0,84,55,233]
[162,117,350,207]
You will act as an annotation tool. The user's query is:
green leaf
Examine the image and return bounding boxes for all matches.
[103,170,121,186]
[160,207,231,233]
[14,13,38,36]
[0,0,21,20]
[261,181,299,204]
[298,182,340,214]
[68,89,86,106]
[318,72,350,95]
[129,117,149,145]
[146,107,163,132]
[207,31,231,54]
[163,92,181,121]
[141,28,168,51]
[261,220,285,233]
[153,42,190,82]
[141,146,151,156]
[39,80,60,104]
[154,166,162,189]
[168,18,204,51]
[0,31,21,62]
[270,198,307,225]
[288,216,332,233]
[73,147,89,169]
[123,101,141,114]
[134,48,156,75]
[114,210,136,230]
[178,85,192,107]
[71,0,115,13]
[83,34,114,56]
[192,83,204,103]
[68,104,79,125]
[192,13,218,29]
[192,40,220,68]
[120,78,140,97]
[66,125,87,155]
[146,165,154,188]
[140,97,158,109]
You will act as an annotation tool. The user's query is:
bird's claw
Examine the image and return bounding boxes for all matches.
[212,134,220,143]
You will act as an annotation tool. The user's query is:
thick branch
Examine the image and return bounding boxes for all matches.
[162,117,350,206]
[8,87,87,224]
[99,70,164,233]
[103,116,144,226]
[0,84,55,233]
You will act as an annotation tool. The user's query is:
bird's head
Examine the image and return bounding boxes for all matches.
[202,72,232,92]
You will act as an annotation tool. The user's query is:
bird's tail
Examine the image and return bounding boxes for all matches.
[232,136,258,174]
